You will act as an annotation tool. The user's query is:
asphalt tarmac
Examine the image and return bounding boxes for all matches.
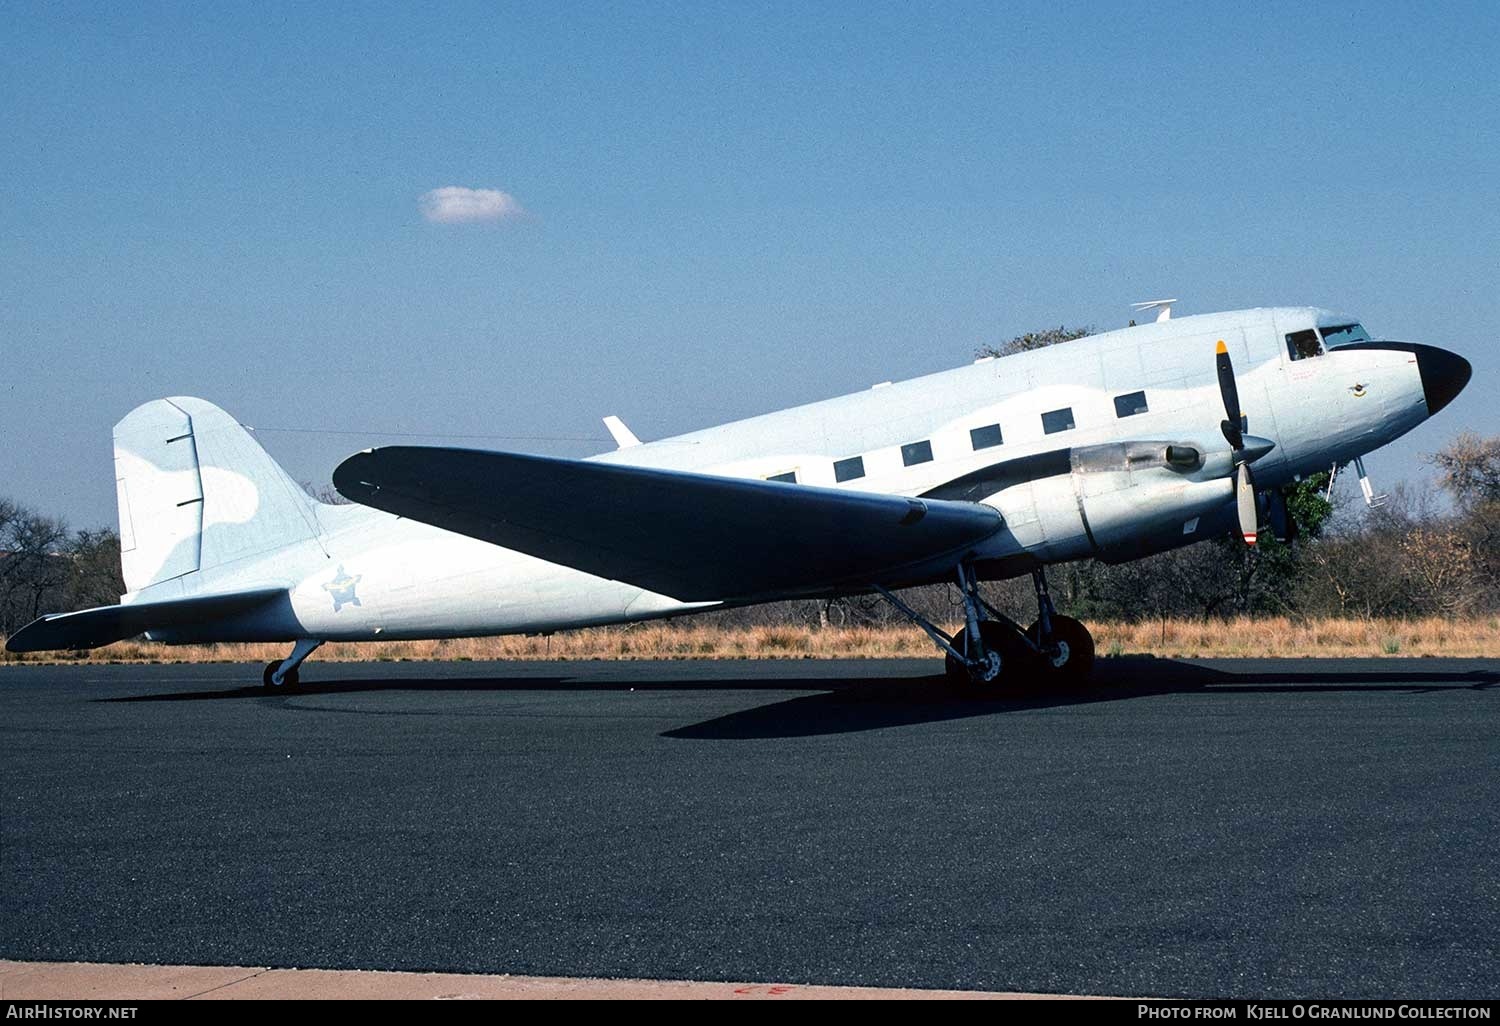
[2,656,1496,998]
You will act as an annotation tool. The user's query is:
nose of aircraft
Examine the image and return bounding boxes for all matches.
[1415,345,1472,415]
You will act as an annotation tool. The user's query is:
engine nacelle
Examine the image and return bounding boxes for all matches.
[984,441,1237,565]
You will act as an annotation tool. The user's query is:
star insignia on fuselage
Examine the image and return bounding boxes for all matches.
[323,565,362,612]
[1349,383,1367,398]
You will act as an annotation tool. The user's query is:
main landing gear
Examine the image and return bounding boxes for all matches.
[262,638,323,691]
[875,565,1094,695]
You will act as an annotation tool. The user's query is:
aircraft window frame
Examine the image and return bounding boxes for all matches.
[833,456,865,483]
[1113,390,1148,418]
[1041,407,1076,435]
[1286,329,1323,361]
[901,440,934,467]
[969,424,1003,450]
[766,471,797,483]
[1319,323,1370,348]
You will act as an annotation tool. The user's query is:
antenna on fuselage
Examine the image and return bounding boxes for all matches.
[1131,299,1178,323]
[603,415,641,449]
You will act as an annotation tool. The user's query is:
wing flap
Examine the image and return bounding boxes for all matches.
[334,447,1002,602]
[5,588,285,652]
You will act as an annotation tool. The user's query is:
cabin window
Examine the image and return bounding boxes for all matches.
[1319,323,1370,348]
[1286,330,1323,361]
[969,424,1003,450]
[901,440,933,466]
[833,456,865,482]
[767,471,797,483]
[1113,391,1148,418]
[1041,407,1075,434]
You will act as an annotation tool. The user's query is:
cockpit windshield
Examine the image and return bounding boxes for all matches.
[1319,323,1371,348]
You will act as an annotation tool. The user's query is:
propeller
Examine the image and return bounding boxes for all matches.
[1215,339,1265,546]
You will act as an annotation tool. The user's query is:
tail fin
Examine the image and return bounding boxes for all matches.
[113,397,321,593]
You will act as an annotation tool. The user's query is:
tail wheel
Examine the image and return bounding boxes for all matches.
[261,661,299,690]
[945,620,1034,695]
[1026,615,1095,687]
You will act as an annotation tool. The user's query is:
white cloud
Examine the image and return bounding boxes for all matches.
[419,186,525,224]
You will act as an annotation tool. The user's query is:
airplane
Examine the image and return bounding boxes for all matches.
[5,304,1471,693]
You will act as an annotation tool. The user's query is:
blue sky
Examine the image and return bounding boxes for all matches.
[3,1,1497,529]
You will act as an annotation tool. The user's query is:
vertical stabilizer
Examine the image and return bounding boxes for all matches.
[114,401,204,590]
[113,398,321,594]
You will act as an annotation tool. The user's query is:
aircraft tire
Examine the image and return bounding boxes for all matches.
[262,661,300,690]
[1026,615,1095,688]
[945,620,1034,696]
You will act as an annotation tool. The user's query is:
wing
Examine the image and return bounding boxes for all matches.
[5,588,285,652]
[333,447,1002,602]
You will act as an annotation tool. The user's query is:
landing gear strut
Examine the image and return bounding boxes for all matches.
[875,562,1028,693]
[874,563,1095,694]
[1024,569,1094,687]
[262,638,323,691]
[944,562,1027,691]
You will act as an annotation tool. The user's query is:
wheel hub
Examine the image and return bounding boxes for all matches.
[1047,640,1071,669]
[972,650,1003,683]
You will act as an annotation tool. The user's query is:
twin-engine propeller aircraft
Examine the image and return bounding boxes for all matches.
[7,305,1471,691]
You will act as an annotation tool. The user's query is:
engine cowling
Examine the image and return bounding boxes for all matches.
[984,441,1238,564]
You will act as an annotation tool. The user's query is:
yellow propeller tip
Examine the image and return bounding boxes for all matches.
[1216,339,1228,354]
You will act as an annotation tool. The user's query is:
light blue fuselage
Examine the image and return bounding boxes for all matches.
[145,306,1449,643]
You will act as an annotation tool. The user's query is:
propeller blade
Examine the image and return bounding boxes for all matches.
[1216,339,1245,452]
[1236,462,1258,546]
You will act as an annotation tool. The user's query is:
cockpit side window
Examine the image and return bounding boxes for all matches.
[1286,329,1323,361]
[1319,323,1370,348]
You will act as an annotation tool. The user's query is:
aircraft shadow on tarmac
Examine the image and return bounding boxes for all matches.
[95,657,1497,740]
[660,661,1500,739]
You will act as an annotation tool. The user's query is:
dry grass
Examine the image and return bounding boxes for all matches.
[1089,616,1500,659]
[3,617,1498,666]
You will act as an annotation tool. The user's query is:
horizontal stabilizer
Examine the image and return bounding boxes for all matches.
[333,448,1003,602]
[5,588,285,653]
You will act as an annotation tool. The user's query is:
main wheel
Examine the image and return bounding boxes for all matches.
[261,661,300,690]
[945,620,1034,695]
[1025,615,1095,688]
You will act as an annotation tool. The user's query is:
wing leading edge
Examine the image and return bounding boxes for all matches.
[333,447,1003,602]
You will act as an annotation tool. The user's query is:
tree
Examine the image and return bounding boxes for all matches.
[66,529,124,611]
[0,502,71,633]
[1427,432,1500,612]
[302,481,353,505]
[1282,472,1336,539]
[1428,432,1500,508]
[0,498,127,637]
[1298,504,1415,619]
[1398,524,1480,617]
[976,325,1092,360]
